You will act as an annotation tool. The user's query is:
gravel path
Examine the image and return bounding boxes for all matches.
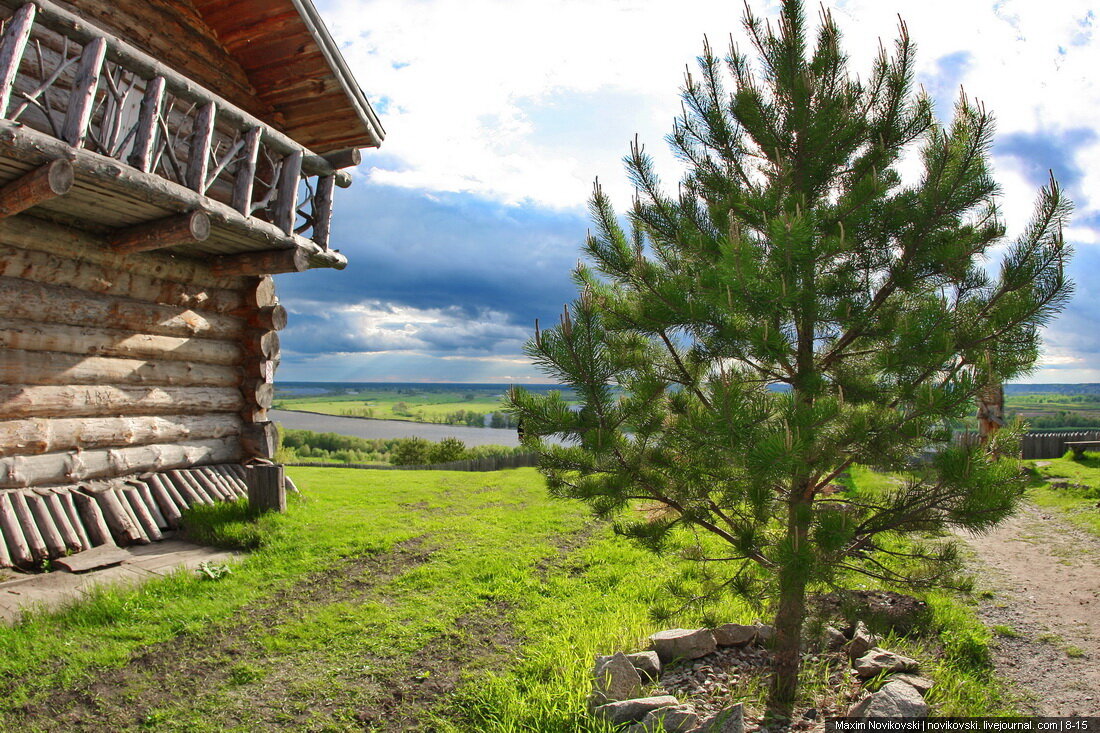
[958,503,1100,715]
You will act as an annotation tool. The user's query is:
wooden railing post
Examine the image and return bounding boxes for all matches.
[273,149,302,234]
[0,3,35,117]
[231,126,261,214]
[312,174,335,249]
[186,101,216,192]
[61,36,106,147]
[129,76,164,172]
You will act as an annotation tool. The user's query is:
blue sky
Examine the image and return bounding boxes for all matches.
[279,0,1100,384]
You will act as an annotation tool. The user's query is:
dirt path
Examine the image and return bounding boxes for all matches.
[958,502,1100,715]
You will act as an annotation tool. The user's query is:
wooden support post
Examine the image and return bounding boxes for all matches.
[108,210,211,254]
[61,36,107,147]
[232,126,261,215]
[241,421,278,460]
[246,464,285,513]
[129,76,165,172]
[187,102,216,192]
[274,149,303,234]
[321,148,361,170]
[211,248,309,277]
[0,159,74,218]
[313,174,335,250]
[0,3,35,117]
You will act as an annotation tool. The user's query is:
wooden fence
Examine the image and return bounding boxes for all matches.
[1020,431,1100,460]
[285,453,540,472]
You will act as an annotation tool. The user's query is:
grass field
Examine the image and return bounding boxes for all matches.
[1026,453,1100,537]
[274,387,512,425]
[0,467,1017,730]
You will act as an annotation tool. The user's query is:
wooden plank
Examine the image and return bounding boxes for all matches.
[0,349,241,388]
[0,384,244,419]
[231,126,261,214]
[246,464,285,513]
[0,3,35,117]
[61,36,107,147]
[109,210,211,254]
[129,75,165,173]
[0,414,243,458]
[0,159,73,217]
[187,102,216,192]
[53,542,132,572]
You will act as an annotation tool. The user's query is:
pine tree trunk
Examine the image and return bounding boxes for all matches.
[767,496,812,719]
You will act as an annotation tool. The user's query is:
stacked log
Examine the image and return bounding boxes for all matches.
[239,277,281,458]
[0,463,252,567]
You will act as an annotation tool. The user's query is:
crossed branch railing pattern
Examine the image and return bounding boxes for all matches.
[0,1,340,248]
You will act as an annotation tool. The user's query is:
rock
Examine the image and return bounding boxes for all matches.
[888,672,934,694]
[713,623,757,647]
[853,648,920,678]
[627,651,662,682]
[697,703,744,733]
[825,626,847,651]
[752,623,775,645]
[594,696,682,726]
[847,680,929,717]
[593,652,643,703]
[847,621,877,660]
[649,629,717,663]
[627,706,701,732]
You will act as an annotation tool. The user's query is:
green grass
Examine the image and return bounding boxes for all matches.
[0,466,1019,730]
[1026,455,1100,537]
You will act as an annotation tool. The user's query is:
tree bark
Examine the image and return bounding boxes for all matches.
[0,385,243,419]
[767,496,812,720]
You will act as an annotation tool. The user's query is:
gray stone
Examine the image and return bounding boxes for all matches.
[648,628,717,663]
[847,621,878,659]
[697,703,744,733]
[593,652,643,703]
[627,706,700,732]
[847,680,929,717]
[825,626,847,651]
[752,623,775,645]
[594,696,682,726]
[713,623,757,647]
[888,673,934,694]
[853,647,920,678]
[627,651,662,682]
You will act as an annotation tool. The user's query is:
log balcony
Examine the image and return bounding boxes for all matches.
[0,0,354,275]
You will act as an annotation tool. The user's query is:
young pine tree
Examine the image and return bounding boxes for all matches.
[508,0,1072,718]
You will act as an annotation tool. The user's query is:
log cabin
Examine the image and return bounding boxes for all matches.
[0,0,384,566]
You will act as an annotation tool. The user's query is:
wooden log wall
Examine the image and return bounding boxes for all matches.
[0,215,282,491]
[0,464,250,567]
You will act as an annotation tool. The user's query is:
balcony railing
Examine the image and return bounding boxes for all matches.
[0,0,351,259]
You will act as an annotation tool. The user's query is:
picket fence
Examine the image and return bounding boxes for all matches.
[1019,431,1100,460]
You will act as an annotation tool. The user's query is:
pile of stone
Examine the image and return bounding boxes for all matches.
[841,621,934,717]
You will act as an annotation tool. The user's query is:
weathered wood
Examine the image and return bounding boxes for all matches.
[146,475,182,528]
[94,488,145,544]
[210,465,241,498]
[187,102,217,192]
[191,468,226,501]
[0,438,242,489]
[72,489,112,546]
[252,304,288,331]
[0,275,246,339]
[0,318,243,366]
[61,36,106,147]
[44,491,84,551]
[0,414,243,458]
[163,470,201,506]
[173,469,212,505]
[122,487,162,541]
[109,210,211,255]
[0,159,74,217]
[240,421,278,460]
[273,150,303,234]
[10,490,47,559]
[130,75,166,172]
[0,122,348,270]
[211,248,309,277]
[58,489,91,548]
[0,216,247,292]
[149,472,187,514]
[26,493,66,556]
[0,384,244,419]
[321,148,361,170]
[312,174,335,249]
[244,359,277,382]
[53,543,131,572]
[134,482,168,530]
[246,463,285,513]
[0,515,11,566]
[243,330,280,360]
[0,349,242,388]
[242,379,275,410]
[0,3,35,117]
[245,276,278,310]
[231,126,261,214]
[284,474,300,495]
[0,491,32,565]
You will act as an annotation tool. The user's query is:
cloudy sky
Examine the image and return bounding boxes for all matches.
[277,0,1100,384]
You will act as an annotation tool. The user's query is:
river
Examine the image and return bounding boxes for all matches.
[270,409,524,447]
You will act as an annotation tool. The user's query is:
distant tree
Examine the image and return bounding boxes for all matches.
[429,437,468,464]
[390,437,431,466]
[509,0,1071,717]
